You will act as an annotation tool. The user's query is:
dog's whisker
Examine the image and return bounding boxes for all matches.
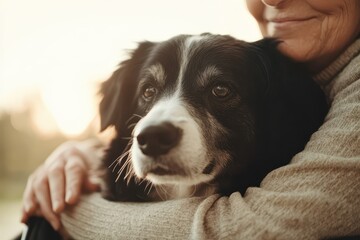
[113,138,134,182]
[132,114,143,119]
[126,115,136,124]
[108,158,119,170]
[109,152,128,172]
[115,172,122,182]
[116,157,133,183]
[139,178,149,185]
[110,149,130,169]
[121,136,132,140]
[155,186,166,201]
[189,185,197,198]
[115,161,129,182]
[162,185,172,199]
[111,149,131,173]
[118,157,135,182]
[144,181,154,196]
[117,157,131,175]
[124,158,136,185]
[117,158,130,172]
[113,138,133,158]
[126,173,137,186]
[127,122,138,129]
[133,176,142,184]
[115,138,133,161]
[125,114,143,131]
[143,179,149,186]
[125,114,143,126]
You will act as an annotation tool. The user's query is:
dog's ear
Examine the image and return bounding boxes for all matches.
[99,41,154,131]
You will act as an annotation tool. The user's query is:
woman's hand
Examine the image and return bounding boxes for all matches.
[20,139,104,230]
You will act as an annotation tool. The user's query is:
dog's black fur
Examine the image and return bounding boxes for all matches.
[99,33,328,202]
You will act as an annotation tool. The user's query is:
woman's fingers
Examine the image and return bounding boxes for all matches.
[33,173,61,230]
[21,140,104,227]
[84,176,101,192]
[21,169,41,224]
[22,173,38,215]
[48,158,66,213]
[64,154,87,204]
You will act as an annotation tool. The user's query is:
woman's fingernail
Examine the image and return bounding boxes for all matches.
[65,190,72,203]
[20,215,27,223]
[53,201,60,212]
[24,203,33,212]
[52,221,60,231]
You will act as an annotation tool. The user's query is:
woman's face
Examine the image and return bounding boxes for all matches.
[246,0,360,72]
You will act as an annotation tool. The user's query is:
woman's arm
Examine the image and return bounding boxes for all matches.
[60,53,360,239]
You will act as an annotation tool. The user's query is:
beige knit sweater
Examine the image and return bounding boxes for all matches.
[61,38,360,240]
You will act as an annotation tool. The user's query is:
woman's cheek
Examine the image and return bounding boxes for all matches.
[306,0,349,13]
[245,0,265,22]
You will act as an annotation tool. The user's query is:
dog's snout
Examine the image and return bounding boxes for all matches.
[137,122,182,156]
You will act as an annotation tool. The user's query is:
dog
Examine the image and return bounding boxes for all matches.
[99,33,328,202]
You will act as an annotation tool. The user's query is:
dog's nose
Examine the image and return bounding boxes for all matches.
[137,122,182,156]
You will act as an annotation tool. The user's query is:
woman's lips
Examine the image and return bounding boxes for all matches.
[268,17,316,28]
[267,16,316,33]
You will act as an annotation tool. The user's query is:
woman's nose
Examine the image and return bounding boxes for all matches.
[261,0,287,7]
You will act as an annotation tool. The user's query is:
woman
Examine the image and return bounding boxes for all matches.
[21,0,360,239]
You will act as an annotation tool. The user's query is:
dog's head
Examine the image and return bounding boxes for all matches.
[100,33,327,196]
[100,34,275,188]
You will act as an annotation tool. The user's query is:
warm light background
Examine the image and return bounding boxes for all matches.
[0,0,261,238]
[1,0,261,138]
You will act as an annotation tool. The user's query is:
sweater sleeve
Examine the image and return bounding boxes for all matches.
[61,54,360,240]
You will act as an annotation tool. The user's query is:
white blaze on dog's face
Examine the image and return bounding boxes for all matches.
[132,95,211,185]
[130,35,231,186]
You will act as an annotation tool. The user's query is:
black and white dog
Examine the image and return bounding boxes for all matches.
[99,33,328,202]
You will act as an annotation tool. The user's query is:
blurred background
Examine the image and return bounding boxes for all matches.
[0,0,261,238]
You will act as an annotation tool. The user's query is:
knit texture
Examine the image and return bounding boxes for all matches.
[61,39,360,240]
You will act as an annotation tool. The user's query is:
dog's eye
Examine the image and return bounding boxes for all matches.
[143,86,157,100]
[212,85,231,98]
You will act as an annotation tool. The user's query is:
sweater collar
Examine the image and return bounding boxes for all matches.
[313,38,360,86]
